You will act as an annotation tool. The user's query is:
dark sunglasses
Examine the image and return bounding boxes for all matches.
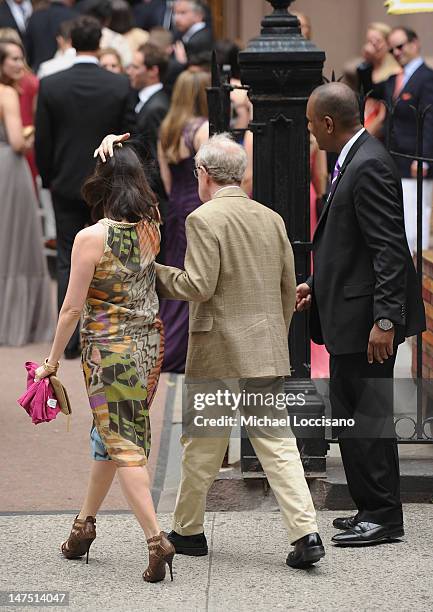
[389,41,408,55]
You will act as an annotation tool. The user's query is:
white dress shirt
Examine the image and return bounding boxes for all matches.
[135,82,163,114]
[38,47,76,79]
[336,127,366,171]
[6,0,32,33]
[73,55,99,66]
[402,56,424,88]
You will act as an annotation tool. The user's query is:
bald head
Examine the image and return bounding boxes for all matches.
[311,82,361,130]
[306,82,363,153]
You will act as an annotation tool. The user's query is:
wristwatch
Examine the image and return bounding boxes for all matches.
[376,318,394,331]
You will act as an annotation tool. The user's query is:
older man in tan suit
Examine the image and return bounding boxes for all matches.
[153,133,324,569]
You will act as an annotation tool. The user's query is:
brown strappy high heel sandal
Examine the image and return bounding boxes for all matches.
[61,515,96,564]
[143,531,175,583]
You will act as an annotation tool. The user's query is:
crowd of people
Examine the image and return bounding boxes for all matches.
[0,0,429,585]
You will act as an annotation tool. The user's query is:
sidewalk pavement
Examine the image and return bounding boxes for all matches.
[1,343,433,610]
[1,506,432,612]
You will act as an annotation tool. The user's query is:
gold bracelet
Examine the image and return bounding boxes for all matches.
[43,358,59,374]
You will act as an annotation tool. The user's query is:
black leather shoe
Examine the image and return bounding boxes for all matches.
[167,530,208,556]
[286,533,325,569]
[333,515,359,530]
[331,522,404,546]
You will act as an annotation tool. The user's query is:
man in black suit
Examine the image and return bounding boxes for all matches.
[173,0,213,59]
[133,0,212,36]
[297,82,425,545]
[26,0,78,71]
[0,0,32,42]
[359,27,433,253]
[128,42,169,159]
[127,42,169,261]
[35,16,134,357]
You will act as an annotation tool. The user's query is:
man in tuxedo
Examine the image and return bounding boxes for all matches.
[173,0,213,59]
[297,82,425,545]
[128,42,169,160]
[133,0,212,35]
[26,0,78,71]
[0,0,32,42]
[35,16,134,357]
[127,42,169,260]
[359,27,433,252]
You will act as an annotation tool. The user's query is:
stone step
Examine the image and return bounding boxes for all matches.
[206,457,433,512]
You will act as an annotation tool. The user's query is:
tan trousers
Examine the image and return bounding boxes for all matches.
[172,377,318,544]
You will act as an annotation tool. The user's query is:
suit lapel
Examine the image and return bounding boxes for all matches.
[313,131,370,240]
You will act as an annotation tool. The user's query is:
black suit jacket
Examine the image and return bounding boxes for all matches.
[26,1,78,71]
[184,26,213,58]
[360,61,433,178]
[133,0,166,30]
[0,1,23,38]
[309,131,425,355]
[134,87,170,159]
[35,63,135,200]
[133,0,213,34]
[132,88,170,216]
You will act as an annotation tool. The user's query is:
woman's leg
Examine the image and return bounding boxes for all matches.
[117,466,160,540]
[77,460,117,519]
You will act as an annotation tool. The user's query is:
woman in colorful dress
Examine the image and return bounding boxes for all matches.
[34,144,175,583]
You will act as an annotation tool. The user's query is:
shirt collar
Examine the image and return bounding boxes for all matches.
[182,21,206,43]
[73,55,99,65]
[135,83,163,113]
[403,56,424,85]
[337,127,366,170]
[213,185,244,198]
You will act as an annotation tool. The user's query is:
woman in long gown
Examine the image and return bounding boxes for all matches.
[157,69,210,373]
[0,43,52,346]
[34,144,175,583]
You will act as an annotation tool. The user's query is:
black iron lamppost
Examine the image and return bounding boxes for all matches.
[239,0,328,474]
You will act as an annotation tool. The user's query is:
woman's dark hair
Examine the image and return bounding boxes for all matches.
[82,144,160,224]
[109,0,134,35]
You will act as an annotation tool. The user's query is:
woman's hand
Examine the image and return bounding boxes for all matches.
[34,360,58,382]
[34,365,49,381]
[93,132,130,162]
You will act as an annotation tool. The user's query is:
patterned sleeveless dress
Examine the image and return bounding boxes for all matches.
[81,218,164,467]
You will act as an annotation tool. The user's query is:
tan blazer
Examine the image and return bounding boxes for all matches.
[156,186,296,379]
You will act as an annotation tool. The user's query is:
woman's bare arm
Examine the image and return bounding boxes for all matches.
[37,225,105,374]
[1,86,26,153]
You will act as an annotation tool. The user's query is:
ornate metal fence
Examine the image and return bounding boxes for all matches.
[359,85,433,443]
[206,54,433,486]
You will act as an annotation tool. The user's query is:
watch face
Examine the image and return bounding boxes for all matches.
[378,319,393,331]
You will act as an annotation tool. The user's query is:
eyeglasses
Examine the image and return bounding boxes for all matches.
[389,41,408,55]
[193,165,218,179]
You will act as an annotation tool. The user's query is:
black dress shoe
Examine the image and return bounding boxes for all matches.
[331,522,404,546]
[64,347,81,360]
[286,533,325,569]
[167,530,208,556]
[333,515,359,530]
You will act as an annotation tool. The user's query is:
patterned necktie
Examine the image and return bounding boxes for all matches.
[393,71,404,100]
[331,161,341,183]
[327,161,341,202]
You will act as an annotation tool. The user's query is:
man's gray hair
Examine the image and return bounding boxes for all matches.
[195,133,248,185]
[177,0,205,15]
